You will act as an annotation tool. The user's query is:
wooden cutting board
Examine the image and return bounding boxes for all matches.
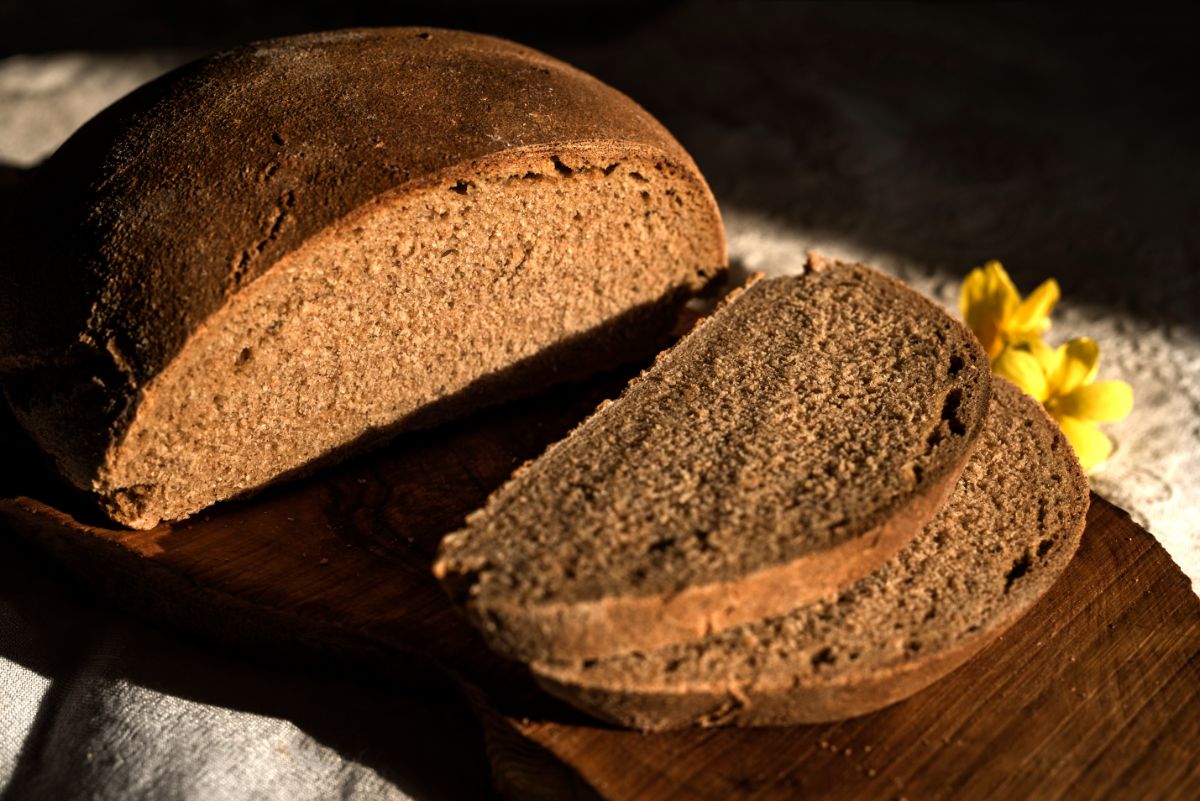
[1,371,1197,801]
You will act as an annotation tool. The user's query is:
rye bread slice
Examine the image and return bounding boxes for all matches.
[532,380,1090,730]
[0,28,726,529]
[434,260,992,662]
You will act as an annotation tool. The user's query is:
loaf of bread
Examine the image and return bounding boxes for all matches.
[531,380,1090,729]
[434,260,992,662]
[0,28,726,528]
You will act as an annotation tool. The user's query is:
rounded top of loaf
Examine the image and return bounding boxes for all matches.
[0,27,706,382]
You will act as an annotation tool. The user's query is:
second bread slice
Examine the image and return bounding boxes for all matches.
[531,380,1090,729]
[434,260,991,661]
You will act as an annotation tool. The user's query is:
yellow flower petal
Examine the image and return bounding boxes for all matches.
[1050,337,1100,396]
[994,346,1049,403]
[961,261,1021,359]
[960,268,999,357]
[999,337,1058,370]
[960,265,988,322]
[1009,278,1060,334]
[1055,380,1133,423]
[984,260,1020,319]
[1054,414,1113,471]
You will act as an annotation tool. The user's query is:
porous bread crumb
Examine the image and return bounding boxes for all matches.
[533,380,1090,730]
[97,153,720,527]
[435,262,992,662]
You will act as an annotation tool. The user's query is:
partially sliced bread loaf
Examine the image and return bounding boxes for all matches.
[434,260,992,662]
[532,380,1090,730]
[0,28,725,529]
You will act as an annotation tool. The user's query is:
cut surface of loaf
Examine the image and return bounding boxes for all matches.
[532,380,1090,730]
[0,28,726,528]
[434,261,991,662]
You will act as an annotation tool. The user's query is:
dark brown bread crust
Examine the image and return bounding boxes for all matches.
[532,380,1091,730]
[435,261,992,662]
[0,27,724,506]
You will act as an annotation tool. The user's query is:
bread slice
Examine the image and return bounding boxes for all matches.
[532,379,1090,730]
[0,28,726,529]
[434,260,992,662]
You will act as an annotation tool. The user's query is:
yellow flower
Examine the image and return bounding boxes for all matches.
[960,260,1060,360]
[994,337,1133,471]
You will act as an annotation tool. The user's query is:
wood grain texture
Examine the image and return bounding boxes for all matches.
[1,372,1197,801]
[500,498,1200,801]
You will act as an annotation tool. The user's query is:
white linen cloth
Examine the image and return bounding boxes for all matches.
[0,535,486,801]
